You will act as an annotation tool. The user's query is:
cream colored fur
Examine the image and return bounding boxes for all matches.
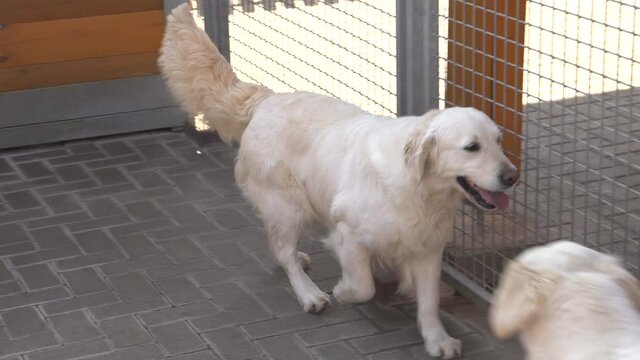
[158,4,272,144]
[160,5,517,358]
[490,241,640,360]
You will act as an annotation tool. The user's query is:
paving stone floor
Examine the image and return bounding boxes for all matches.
[0,130,523,360]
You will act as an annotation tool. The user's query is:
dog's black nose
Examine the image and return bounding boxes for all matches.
[500,166,519,188]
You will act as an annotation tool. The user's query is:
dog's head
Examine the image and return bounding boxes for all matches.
[404,107,518,210]
[488,240,640,339]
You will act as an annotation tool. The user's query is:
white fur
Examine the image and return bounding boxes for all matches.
[490,241,640,360]
[160,5,517,358]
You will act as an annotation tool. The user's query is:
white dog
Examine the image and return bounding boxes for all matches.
[490,241,640,360]
[159,5,518,358]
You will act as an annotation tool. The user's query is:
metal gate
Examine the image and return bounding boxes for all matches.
[439,0,640,300]
[198,0,640,301]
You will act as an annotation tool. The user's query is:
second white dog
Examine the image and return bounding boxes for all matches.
[159,5,518,358]
[490,241,640,360]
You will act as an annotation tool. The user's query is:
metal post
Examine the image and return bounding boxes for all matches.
[396,0,439,116]
[202,0,231,61]
[176,0,230,146]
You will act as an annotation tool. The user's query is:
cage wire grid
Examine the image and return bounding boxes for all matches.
[439,0,640,296]
[193,0,640,300]
[221,0,397,117]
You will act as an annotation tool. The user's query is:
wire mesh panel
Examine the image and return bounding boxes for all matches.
[222,0,397,117]
[438,0,640,298]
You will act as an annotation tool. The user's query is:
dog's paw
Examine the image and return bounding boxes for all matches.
[300,290,331,313]
[425,335,462,359]
[297,251,311,270]
[333,279,375,304]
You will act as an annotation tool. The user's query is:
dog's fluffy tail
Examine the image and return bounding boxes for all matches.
[158,4,272,144]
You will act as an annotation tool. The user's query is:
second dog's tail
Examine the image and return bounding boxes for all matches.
[158,4,272,144]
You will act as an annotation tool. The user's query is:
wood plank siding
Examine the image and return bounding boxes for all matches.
[0,0,164,92]
[445,0,526,169]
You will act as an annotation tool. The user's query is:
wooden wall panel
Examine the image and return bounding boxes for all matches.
[0,10,164,69]
[0,0,163,24]
[445,0,494,116]
[445,0,526,168]
[493,1,526,169]
[0,52,159,92]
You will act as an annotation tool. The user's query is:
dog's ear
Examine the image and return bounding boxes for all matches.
[404,128,435,181]
[489,261,548,339]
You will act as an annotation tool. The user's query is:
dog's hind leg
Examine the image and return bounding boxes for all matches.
[264,196,330,313]
[327,223,375,304]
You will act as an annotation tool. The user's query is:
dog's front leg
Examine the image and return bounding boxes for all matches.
[410,250,461,359]
[327,223,376,304]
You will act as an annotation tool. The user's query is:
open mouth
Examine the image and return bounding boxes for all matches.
[456,177,509,210]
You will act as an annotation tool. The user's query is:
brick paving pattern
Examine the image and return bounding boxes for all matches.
[0,130,522,359]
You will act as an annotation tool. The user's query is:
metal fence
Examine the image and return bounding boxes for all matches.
[439,0,640,300]
[198,0,640,301]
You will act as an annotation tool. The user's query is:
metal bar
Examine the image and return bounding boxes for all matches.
[396,0,438,116]
[202,0,231,61]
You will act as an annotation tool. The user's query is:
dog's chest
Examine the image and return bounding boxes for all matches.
[366,210,455,260]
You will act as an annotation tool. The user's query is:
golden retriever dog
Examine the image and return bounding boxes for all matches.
[159,4,518,358]
[490,241,640,360]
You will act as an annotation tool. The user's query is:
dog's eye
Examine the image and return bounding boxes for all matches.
[464,142,480,152]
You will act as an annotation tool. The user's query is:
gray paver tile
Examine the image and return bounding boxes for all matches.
[243,313,326,339]
[29,226,74,249]
[123,201,166,221]
[109,272,159,299]
[49,311,100,343]
[42,193,83,214]
[190,305,271,333]
[297,319,377,346]
[0,285,69,310]
[84,198,125,218]
[0,281,22,297]
[164,203,210,225]
[84,344,164,360]
[25,338,110,360]
[257,334,313,360]
[139,300,218,327]
[0,331,58,358]
[42,290,120,316]
[160,237,207,262]
[72,229,118,254]
[203,282,261,311]
[313,342,366,360]
[168,350,221,360]
[56,249,126,271]
[202,327,262,360]
[17,264,60,290]
[154,277,207,305]
[99,316,152,348]
[99,254,172,276]
[90,296,169,321]
[113,234,162,258]
[53,164,90,182]
[62,268,109,295]
[2,307,48,338]
[150,321,207,356]
[351,328,423,354]
[4,190,41,210]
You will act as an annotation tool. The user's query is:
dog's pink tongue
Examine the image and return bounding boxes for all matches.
[477,189,509,210]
